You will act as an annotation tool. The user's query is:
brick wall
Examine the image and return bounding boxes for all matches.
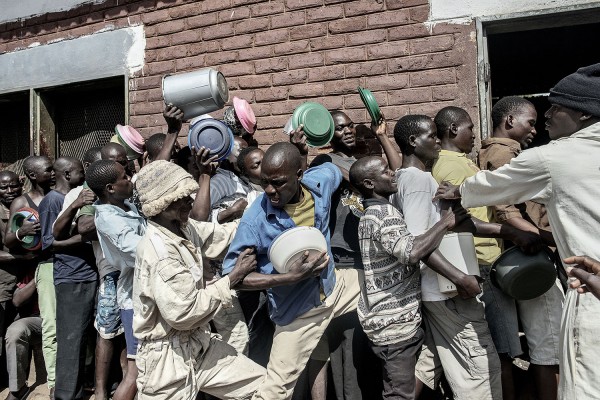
[0,0,479,152]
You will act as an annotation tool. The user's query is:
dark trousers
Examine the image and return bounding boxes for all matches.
[55,281,97,400]
[371,327,424,400]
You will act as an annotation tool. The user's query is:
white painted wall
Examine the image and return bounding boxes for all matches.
[429,0,600,22]
[0,0,107,23]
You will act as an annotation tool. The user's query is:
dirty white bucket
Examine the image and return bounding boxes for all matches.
[436,232,480,294]
[162,68,229,120]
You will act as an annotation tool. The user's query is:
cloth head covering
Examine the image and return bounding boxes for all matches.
[135,160,199,217]
[232,96,257,134]
[222,106,244,136]
[548,63,600,118]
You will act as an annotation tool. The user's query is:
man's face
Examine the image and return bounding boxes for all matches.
[331,113,356,152]
[163,195,194,225]
[413,121,441,162]
[106,148,132,176]
[369,159,397,197]
[510,104,537,149]
[545,104,584,140]
[260,159,301,208]
[33,159,55,187]
[68,163,86,187]
[111,164,133,200]
[0,175,22,207]
[243,149,264,185]
[453,115,476,153]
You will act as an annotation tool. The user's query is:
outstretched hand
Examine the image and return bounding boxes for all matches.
[371,112,386,136]
[434,181,462,202]
[288,251,329,281]
[564,256,600,300]
[164,103,184,133]
[192,146,219,177]
[290,125,309,155]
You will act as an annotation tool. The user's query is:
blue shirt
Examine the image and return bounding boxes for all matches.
[222,162,342,326]
[94,200,146,310]
[40,190,97,285]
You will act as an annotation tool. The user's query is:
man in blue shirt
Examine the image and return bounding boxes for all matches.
[222,142,361,400]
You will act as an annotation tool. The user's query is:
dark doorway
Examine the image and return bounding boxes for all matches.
[488,22,600,148]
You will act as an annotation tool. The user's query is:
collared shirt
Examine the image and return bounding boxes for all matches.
[222,162,342,326]
[461,122,600,267]
[479,137,549,230]
[358,197,420,345]
[94,200,146,310]
[210,168,251,208]
[132,219,237,341]
[432,150,502,265]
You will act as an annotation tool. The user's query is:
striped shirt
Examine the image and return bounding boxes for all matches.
[357,198,421,345]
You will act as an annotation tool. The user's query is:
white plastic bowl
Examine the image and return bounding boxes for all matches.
[436,232,480,294]
[268,227,328,274]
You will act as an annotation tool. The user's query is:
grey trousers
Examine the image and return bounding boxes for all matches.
[5,316,42,392]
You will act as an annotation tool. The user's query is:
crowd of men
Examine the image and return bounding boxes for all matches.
[0,62,599,400]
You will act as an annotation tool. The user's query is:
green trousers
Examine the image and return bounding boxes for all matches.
[35,262,56,388]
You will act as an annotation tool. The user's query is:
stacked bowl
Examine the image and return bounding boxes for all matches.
[358,86,382,124]
[188,119,234,162]
[113,124,145,160]
[10,207,42,251]
[289,102,335,148]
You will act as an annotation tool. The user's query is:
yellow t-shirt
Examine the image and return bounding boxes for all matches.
[432,149,502,265]
[283,185,315,227]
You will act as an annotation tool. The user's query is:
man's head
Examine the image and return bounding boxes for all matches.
[175,146,200,181]
[226,136,249,170]
[491,97,537,149]
[434,106,476,153]
[145,133,167,162]
[86,160,133,202]
[393,115,441,162]
[545,63,600,139]
[23,155,55,188]
[53,157,85,189]
[101,143,131,176]
[237,146,264,185]
[0,171,22,208]
[349,156,397,199]
[260,142,303,208]
[83,147,102,170]
[330,111,356,154]
[136,160,199,224]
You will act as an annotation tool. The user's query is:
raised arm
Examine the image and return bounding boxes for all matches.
[371,114,402,171]
[154,104,183,162]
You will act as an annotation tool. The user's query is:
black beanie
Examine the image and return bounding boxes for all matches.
[548,63,600,118]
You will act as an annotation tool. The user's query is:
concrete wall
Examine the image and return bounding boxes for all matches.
[0,0,480,148]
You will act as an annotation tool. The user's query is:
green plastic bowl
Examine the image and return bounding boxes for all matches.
[9,207,42,251]
[490,247,557,300]
[358,86,382,123]
[291,102,334,148]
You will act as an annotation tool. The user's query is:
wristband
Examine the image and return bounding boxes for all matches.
[15,228,23,242]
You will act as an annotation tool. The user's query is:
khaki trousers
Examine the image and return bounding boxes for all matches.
[252,268,361,400]
[212,290,249,356]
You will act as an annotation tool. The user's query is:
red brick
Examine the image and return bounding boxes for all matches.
[328,16,366,34]
[409,101,454,117]
[323,79,361,96]
[285,0,323,10]
[255,57,288,73]
[388,23,430,40]
[202,0,233,13]
[270,10,305,29]
[251,1,285,17]
[205,50,239,66]
[144,88,165,102]
[255,28,288,46]
[235,16,270,34]
[289,83,324,98]
[226,77,240,90]
[187,12,218,29]
[143,9,171,25]
[168,3,201,19]
[175,54,205,71]
[250,103,272,117]
[131,75,162,91]
[343,0,384,17]
[364,73,409,90]
[431,22,473,35]
[367,41,409,59]
[307,65,344,82]
[388,87,432,105]
[128,0,155,15]
[306,5,343,23]
[388,51,461,73]
[309,35,345,51]
[320,95,344,110]
[146,35,171,49]
[229,90,256,102]
[272,70,308,86]
[345,29,387,46]
[273,39,310,55]
[202,23,234,39]
[409,35,453,55]
[218,62,255,77]
[271,99,305,116]
[219,7,251,22]
[221,33,255,50]
[409,68,455,87]
[131,101,164,115]
[342,94,369,109]
[82,11,105,25]
[128,114,152,128]
[187,41,221,56]
[253,115,289,129]
[409,5,430,23]
[104,6,128,20]
[255,87,289,102]
[288,52,324,69]
[232,0,267,6]
[367,10,410,29]
[155,44,188,61]
[387,0,428,9]
[379,105,410,121]
[290,23,327,40]
[239,45,273,61]
[170,29,201,45]
[346,60,387,78]
[432,84,458,101]
[325,47,365,64]
[238,75,272,89]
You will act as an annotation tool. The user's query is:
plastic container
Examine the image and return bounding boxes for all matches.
[10,207,42,251]
[283,102,335,148]
[162,68,229,120]
[358,86,382,124]
[268,227,328,274]
[187,119,234,162]
[436,233,480,294]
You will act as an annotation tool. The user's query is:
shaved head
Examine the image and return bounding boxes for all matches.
[101,143,127,160]
[23,156,51,175]
[261,142,304,208]
[262,142,302,174]
[0,170,19,181]
[349,156,381,192]
[53,157,80,174]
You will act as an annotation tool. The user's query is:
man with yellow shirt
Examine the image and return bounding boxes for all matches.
[433,106,543,399]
